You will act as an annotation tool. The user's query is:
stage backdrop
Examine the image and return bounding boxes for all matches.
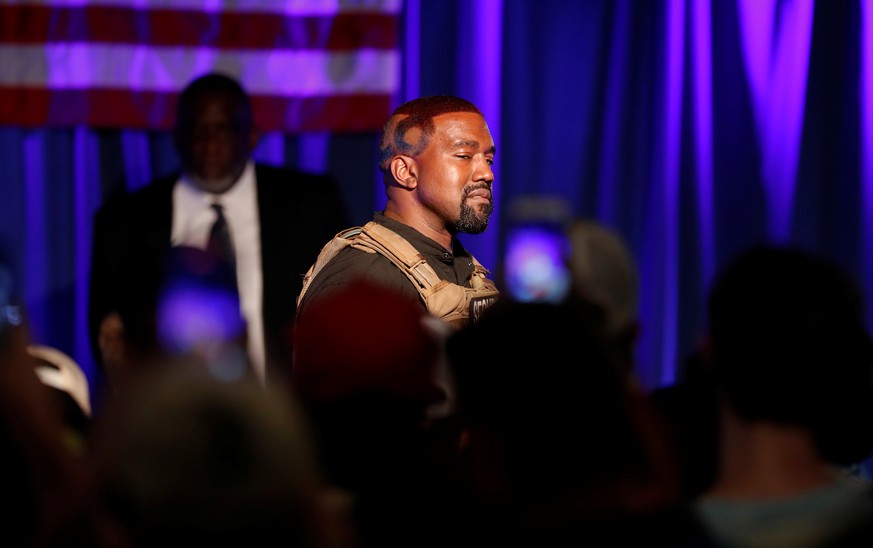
[0,0,868,392]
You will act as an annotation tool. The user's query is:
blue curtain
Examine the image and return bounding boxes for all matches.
[0,0,865,392]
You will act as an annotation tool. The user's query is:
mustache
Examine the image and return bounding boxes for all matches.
[463,183,493,198]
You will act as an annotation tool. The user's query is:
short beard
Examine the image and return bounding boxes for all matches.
[455,187,493,234]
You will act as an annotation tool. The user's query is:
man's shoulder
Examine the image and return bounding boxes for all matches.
[298,245,420,313]
[100,173,176,208]
[96,184,161,223]
[253,163,345,207]
[305,243,415,295]
[254,163,337,185]
[320,243,404,275]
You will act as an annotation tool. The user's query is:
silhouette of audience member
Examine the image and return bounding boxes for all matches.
[0,277,103,546]
[291,277,464,548]
[88,367,352,548]
[564,219,718,501]
[695,245,873,547]
[444,298,715,547]
[650,350,720,501]
[565,218,641,379]
[28,343,93,455]
[89,71,350,403]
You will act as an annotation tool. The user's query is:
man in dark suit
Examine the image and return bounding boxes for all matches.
[88,72,350,400]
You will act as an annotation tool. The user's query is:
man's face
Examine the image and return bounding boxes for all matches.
[413,111,495,234]
[175,91,253,194]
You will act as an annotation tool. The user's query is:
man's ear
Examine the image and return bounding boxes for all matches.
[390,155,418,189]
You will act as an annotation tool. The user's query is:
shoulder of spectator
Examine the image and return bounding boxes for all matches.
[255,162,338,182]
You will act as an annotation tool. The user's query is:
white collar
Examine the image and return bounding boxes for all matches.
[178,161,256,212]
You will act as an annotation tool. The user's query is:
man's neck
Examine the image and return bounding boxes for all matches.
[184,161,250,195]
[382,207,454,251]
[706,414,840,499]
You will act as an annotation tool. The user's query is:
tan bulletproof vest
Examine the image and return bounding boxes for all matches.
[297,222,499,328]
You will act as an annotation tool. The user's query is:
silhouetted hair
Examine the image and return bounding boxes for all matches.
[377,95,483,174]
[174,72,253,133]
[90,369,333,547]
[707,245,873,464]
[446,299,663,497]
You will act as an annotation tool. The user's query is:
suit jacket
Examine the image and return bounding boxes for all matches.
[89,163,350,388]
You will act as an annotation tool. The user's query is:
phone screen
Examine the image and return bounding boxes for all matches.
[0,265,22,350]
[503,223,571,303]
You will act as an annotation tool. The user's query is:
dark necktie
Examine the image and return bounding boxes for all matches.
[207,203,235,266]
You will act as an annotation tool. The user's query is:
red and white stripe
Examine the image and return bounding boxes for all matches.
[0,0,401,131]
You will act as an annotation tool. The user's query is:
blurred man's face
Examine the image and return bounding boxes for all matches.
[175,91,253,194]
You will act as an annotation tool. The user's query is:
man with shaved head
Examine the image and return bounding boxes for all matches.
[295,96,500,331]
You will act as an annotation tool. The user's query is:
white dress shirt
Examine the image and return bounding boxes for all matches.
[171,161,266,383]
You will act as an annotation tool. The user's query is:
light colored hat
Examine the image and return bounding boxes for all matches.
[28,344,91,417]
[566,219,639,336]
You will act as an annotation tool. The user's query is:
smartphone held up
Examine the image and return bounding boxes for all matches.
[501,196,572,304]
